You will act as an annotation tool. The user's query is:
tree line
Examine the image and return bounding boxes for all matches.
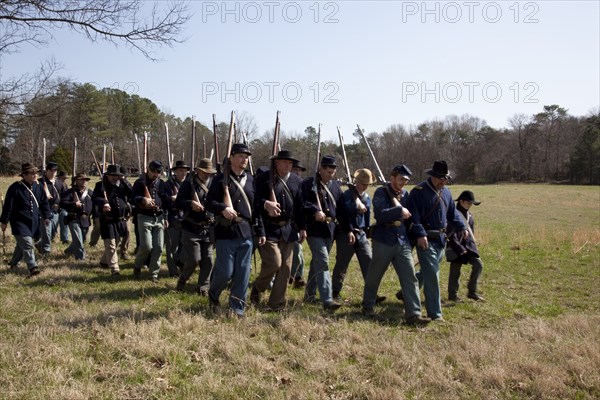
[0,83,598,185]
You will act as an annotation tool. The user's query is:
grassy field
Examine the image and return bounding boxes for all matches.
[0,178,598,399]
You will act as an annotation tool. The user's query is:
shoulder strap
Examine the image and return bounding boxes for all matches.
[18,181,40,209]
[230,178,252,214]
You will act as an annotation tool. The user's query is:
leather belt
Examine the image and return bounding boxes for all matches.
[269,220,291,227]
[385,220,403,227]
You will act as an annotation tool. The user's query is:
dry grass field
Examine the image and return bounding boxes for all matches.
[0,177,598,399]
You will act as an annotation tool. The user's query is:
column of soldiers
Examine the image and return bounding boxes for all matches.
[2,146,483,324]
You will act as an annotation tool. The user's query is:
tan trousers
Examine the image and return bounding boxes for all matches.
[255,241,294,308]
[101,238,119,273]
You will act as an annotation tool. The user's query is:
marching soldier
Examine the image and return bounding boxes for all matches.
[60,173,93,260]
[56,171,70,244]
[165,160,190,277]
[300,155,344,311]
[132,160,169,282]
[37,161,60,255]
[175,158,216,294]
[332,168,386,304]
[408,160,468,322]
[206,143,265,317]
[92,164,132,276]
[117,166,133,260]
[361,165,430,325]
[1,163,51,276]
[250,150,304,311]
[289,160,307,288]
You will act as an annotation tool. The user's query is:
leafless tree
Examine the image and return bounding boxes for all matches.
[0,0,191,60]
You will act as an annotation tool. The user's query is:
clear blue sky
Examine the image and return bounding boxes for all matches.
[2,1,599,142]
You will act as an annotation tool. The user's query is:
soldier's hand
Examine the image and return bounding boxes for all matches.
[417,236,428,250]
[460,230,469,241]
[44,219,51,226]
[164,220,169,229]
[314,211,326,222]
[76,201,82,208]
[258,236,266,246]
[1,223,6,232]
[192,201,204,212]
[299,230,307,244]
[265,200,281,217]
[356,202,367,214]
[103,203,112,213]
[401,207,412,220]
[348,231,356,245]
[222,207,237,220]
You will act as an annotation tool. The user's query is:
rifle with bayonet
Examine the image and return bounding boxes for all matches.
[356,124,400,207]
[268,111,281,203]
[41,138,52,200]
[222,111,235,209]
[312,124,323,212]
[165,122,178,195]
[188,117,201,204]
[337,126,367,213]
[212,114,221,173]
[134,133,141,176]
[90,150,108,202]
[72,138,81,203]
[110,142,115,164]
[356,125,386,185]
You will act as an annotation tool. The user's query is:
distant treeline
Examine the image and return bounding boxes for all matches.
[1,82,598,184]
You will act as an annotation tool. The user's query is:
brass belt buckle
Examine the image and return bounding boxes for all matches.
[393,220,402,227]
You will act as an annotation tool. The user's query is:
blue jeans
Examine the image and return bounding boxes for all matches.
[305,236,334,305]
[363,240,422,318]
[39,212,59,253]
[209,238,253,315]
[416,242,445,319]
[134,214,165,279]
[332,230,371,294]
[10,235,37,270]
[65,222,88,260]
[291,241,305,280]
[59,209,69,242]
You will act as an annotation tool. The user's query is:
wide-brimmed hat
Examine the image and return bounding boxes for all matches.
[195,158,217,174]
[353,168,376,185]
[20,163,38,176]
[105,164,124,176]
[45,162,59,171]
[292,160,306,172]
[171,160,190,171]
[57,171,68,178]
[119,166,129,177]
[270,150,298,162]
[392,164,413,180]
[426,160,451,179]
[230,143,252,156]
[73,172,91,182]
[456,190,481,205]
[320,155,337,168]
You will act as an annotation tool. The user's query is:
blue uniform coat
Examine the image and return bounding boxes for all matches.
[1,180,51,237]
